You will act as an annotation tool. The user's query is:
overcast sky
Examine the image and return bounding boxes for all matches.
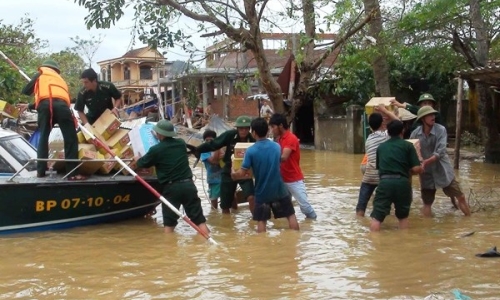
[0,0,207,70]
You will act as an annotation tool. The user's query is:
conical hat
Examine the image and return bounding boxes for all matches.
[398,108,417,121]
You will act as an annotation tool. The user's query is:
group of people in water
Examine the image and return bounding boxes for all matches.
[358,94,471,231]
[18,59,469,234]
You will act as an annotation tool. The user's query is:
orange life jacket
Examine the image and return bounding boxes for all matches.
[34,67,70,108]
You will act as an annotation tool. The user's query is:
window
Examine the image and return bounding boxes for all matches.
[100,69,107,81]
[140,65,153,80]
[0,137,37,171]
[0,155,15,174]
[124,65,130,80]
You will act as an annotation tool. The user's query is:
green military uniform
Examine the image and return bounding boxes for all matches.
[196,122,256,210]
[74,81,121,124]
[137,126,206,227]
[370,137,421,222]
[21,60,79,177]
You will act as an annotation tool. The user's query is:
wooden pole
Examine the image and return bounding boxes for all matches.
[454,78,464,169]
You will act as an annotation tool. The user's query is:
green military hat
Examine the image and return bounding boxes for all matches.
[153,120,177,137]
[41,59,61,74]
[417,93,436,104]
[235,115,252,127]
[416,106,438,122]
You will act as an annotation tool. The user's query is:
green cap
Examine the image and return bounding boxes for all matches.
[235,115,251,127]
[417,93,436,104]
[416,106,438,122]
[41,59,61,73]
[153,120,177,137]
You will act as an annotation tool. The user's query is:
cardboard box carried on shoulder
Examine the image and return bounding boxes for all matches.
[406,139,424,163]
[78,148,104,175]
[234,142,254,158]
[0,100,19,119]
[92,109,121,140]
[128,123,159,157]
[231,155,253,178]
[365,97,396,115]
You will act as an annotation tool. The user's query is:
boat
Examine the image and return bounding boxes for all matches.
[0,128,161,234]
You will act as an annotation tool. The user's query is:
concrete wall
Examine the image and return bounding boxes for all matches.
[314,104,364,153]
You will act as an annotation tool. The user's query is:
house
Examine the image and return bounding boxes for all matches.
[97,46,166,106]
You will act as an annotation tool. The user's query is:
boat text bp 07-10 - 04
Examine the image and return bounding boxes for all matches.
[0,128,161,234]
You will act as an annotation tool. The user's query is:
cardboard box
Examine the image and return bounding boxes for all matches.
[234,142,254,158]
[105,128,131,151]
[406,139,423,162]
[365,97,396,115]
[98,153,117,174]
[77,131,86,143]
[81,123,101,143]
[231,155,253,177]
[78,148,104,175]
[113,145,135,172]
[0,100,19,119]
[92,109,121,140]
[78,143,96,152]
[50,150,66,171]
[128,123,159,157]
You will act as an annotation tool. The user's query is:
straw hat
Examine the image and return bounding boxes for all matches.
[153,120,177,137]
[398,108,417,121]
[416,106,438,122]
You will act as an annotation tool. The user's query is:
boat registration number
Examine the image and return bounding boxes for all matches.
[35,194,131,212]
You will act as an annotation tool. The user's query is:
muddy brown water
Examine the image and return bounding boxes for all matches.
[1,150,500,299]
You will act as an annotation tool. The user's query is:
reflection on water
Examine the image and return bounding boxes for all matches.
[1,150,500,299]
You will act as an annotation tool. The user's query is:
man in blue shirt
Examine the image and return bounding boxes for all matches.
[231,117,299,233]
[201,130,223,209]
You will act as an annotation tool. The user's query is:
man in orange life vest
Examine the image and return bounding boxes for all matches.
[18,60,84,180]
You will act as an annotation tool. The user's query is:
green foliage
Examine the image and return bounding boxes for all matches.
[186,81,199,110]
[0,17,86,104]
[75,0,186,49]
[48,51,86,99]
[0,16,46,104]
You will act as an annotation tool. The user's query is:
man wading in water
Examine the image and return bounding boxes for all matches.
[370,120,423,231]
[410,106,471,217]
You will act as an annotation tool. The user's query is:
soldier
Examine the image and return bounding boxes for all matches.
[370,120,423,231]
[136,120,210,234]
[74,68,122,125]
[196,115,256,214]
[19,60,84,180]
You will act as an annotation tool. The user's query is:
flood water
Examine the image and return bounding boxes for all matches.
[1,150,500,299]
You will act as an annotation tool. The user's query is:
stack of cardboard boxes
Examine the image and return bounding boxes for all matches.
[50,109,158,176]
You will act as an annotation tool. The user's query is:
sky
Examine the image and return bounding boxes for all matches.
[0,0,207,70]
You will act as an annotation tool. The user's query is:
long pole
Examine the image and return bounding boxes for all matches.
[0,50,31,81]
[79,125,217,244]
[454,78,464,169]
[4,52,217,245]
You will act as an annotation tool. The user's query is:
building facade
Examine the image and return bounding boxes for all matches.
[97,47,166,106]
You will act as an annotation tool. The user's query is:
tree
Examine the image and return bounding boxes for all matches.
[69,34,104,68]
[0,16,47,103]
[48,50,86,99]
[362,0,391,96]
[398,0,500,162]
[75,0,374,116]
